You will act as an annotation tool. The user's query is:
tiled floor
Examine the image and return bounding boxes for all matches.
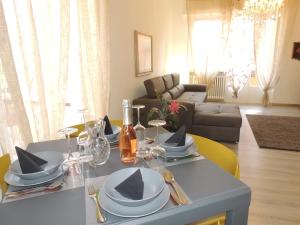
[222,105,300,225]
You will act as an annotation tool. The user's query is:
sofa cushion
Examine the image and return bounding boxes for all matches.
[162,74,174,90]
[172,74,180,86]
[177,92,207,104]
[176,84,185,95]
[144,77,166,98]
[168,87,182,99]
[193,103,242,128]
[161,91,172,100]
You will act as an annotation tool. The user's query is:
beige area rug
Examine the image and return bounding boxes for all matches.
[246,114,300,151]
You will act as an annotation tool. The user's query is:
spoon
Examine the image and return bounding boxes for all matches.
[163,169,188,205]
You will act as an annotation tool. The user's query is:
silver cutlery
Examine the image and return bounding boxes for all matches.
[5,180,63,198]
[165,153,201,163]
[87,185,106,223]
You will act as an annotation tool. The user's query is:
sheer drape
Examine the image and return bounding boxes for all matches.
[0,2,32,155]
[187,0,233,86]
[225,10,255,98]
[77,0,110,121]
[0,0,109,156]
[254,0,298,106]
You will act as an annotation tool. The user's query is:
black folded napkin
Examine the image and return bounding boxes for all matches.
[15,146,48,174]
[165,125,186,146]
[114,169,144,200]
[104,115,113,135]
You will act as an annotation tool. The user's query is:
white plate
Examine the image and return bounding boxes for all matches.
[109,137,119,145]
[159,133,194,152]
[105,125,121,141]
[104,167,164,207]
[10,151,64,180]
[5,167,63,187]
[100,184,170,217]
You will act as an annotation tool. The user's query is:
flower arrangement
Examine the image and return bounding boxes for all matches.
[147,97,187,131]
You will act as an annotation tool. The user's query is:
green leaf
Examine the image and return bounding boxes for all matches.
[146,107,163,122]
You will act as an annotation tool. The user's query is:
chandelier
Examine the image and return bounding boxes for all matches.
[241,0,285,21]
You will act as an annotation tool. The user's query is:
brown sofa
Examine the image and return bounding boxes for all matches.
[133,73,242,143]
[133,73,207,132]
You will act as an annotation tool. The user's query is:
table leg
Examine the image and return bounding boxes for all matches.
[225,206,249,225]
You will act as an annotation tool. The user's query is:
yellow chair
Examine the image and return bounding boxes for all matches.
[191,134,240,178]
[189,134,240,225]
[0,154,11,193]
[69,119,123,138]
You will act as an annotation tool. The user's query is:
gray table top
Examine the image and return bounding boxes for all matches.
[0,136,251,225]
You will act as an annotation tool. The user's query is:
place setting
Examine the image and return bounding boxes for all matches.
[3,146,65,202]
[103,115,121,149]
[85,166,190,224]
[142,123,203,166]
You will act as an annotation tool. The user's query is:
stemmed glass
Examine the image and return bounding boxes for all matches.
[57,127,79,162]
[133,105,146,147]
[58,126,84,187]
[77,109,89,151]
[147,119,166,158]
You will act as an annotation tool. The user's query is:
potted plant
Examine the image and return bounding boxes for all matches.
[147,97,187,132]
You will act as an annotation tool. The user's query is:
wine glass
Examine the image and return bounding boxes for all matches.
[77,109,89,150]
[147,119,166,158]
[58,127,85,187]
[57,127,79,161]
[133,105,146,151]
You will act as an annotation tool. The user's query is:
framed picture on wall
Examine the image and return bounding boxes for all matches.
[292,42,300,60]
[134,31,153,76]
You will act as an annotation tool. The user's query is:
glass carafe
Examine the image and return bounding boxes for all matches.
[89,119,111,166]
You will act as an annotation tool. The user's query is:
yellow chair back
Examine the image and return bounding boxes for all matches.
[190,134,240,178]
[0,154,11,193]
[189,134,240,225]
[69,119,123,138]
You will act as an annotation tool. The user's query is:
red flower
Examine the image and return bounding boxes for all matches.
[169,100,180,113]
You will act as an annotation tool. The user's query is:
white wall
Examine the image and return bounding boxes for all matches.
[108,0,188,119]
[272,1,300,104]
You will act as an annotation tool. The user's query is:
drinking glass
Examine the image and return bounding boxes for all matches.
[147,119,166,158]
[133,105,146,150]
[57,127,79,161]
[57,127,83,187]
[77,109,89,154]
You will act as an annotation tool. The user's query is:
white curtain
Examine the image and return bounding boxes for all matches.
[225,10,255,98]
[187,0,233,86]
[254,0,298,106]
[0,0,110,156]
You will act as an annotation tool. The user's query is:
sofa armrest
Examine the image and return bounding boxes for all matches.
[176,101,195,131]
[183,84,207,92]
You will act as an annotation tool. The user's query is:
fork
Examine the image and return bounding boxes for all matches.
[87,185,106,223]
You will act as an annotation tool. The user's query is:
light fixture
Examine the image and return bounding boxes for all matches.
[241,0,285,21]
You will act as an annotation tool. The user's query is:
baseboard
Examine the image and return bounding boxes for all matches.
[270,103,300,107]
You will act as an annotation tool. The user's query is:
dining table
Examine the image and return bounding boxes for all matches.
[0,128,251,225]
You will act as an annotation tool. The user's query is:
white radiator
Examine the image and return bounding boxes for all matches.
[207,73,226,102]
